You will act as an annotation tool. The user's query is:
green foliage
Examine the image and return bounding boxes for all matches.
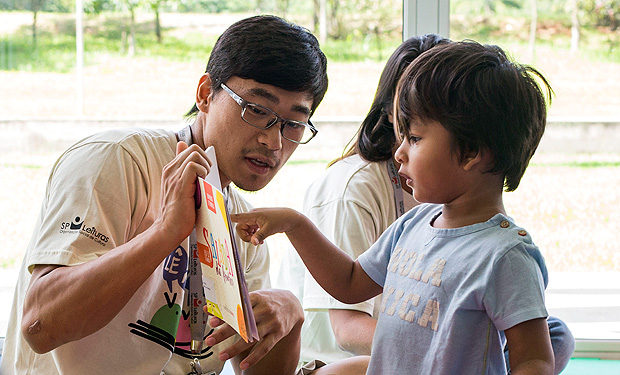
[1,31,76,71]
[0,12,220,71]
[174,0,254,13]
[0,0,73,12]
[581,0,620,30]
[2,0,620,72]
[322,35,401,62]
[85,0,118,13]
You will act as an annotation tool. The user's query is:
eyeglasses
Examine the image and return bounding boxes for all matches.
[220,83,318,144]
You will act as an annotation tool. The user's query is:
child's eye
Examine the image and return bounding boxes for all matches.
[408,135,421,144]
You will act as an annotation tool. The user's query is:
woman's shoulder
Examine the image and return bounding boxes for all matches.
[315,155,388,190]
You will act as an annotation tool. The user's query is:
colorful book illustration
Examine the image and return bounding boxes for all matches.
[194,147,259,343]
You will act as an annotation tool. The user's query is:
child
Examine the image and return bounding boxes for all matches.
[232,40,555,375]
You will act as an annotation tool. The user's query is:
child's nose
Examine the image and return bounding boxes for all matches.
[394,139,407,164]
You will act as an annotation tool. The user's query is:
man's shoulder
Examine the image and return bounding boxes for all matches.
[65,127,177,161]
[79,127,176,147]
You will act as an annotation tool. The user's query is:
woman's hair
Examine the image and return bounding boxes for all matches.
[394,40,553,191]
[334,34,450,165]
[185,15,328,119]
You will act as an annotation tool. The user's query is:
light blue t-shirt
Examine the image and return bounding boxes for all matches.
[358,204,548,375]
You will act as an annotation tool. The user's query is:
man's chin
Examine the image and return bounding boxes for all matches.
[232,177,272,193]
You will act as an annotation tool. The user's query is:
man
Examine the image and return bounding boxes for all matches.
[1,15,328,375]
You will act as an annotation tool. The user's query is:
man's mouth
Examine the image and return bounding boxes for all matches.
[247,157,273,168]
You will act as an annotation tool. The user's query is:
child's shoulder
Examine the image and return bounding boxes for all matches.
[489,214,535,245]
[485,214,548,284]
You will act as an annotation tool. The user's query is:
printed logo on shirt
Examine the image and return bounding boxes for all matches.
[380,246,446,331]
[59,216,110,247]
[129,245,186,353]
[128,244,215,360]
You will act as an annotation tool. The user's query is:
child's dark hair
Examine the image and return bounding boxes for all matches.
[395,40,553,191]
[186,15,328,118]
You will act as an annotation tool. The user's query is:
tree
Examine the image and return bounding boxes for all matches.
[276,0,290,18]
[528,0,537,60]
[312,0,327,43]
[570,0,580,54]
[29,0,46,50]
[117,0,140,56]
[147,0,165,43]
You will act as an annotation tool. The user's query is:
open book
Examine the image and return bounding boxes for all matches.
[194,147,259,343]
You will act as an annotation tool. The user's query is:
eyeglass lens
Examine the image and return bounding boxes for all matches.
[243,103,312,143]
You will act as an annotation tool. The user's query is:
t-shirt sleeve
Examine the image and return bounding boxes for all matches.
[483,244,548,331]
[357,217,405,289]
[27,142,149,271]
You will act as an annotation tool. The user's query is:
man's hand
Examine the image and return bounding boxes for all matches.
[156,141,211,245]
[205,289,303,373]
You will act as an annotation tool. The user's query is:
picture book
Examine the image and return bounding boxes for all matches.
[194,147,259,343]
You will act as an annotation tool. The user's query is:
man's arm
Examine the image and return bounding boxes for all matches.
[21,142,211,353]
[328,309,376,355]
[504,317,555,375]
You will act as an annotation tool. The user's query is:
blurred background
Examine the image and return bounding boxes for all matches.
[1,0,619,364]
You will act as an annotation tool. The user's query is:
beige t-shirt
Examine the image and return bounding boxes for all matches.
[1,128,270,375]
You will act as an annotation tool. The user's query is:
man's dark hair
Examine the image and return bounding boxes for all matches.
[186,15,328,118]
[395,40,553,191]
[339,34,450,164]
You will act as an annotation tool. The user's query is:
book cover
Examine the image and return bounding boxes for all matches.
[194,148,258,343]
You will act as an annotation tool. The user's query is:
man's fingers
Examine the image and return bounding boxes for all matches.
[207,315,225,328]
[204,322,236,347]
[175,145,212,180]
[236,333,280,370]
[216,338,253,363]
[177,140,189,155]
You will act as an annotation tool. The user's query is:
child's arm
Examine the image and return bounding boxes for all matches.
[231,208,383,304]
[504,317,554,375]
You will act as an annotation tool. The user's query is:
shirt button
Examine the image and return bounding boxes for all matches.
[518,230,528,236]
[500,220,510,228]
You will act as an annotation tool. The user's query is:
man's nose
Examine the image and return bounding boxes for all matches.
[257,122,283,150]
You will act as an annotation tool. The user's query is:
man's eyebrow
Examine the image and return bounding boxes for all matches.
[248,87,311,116]
[248,87,280,104]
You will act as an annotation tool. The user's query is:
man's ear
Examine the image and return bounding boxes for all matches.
[195,73,213,113]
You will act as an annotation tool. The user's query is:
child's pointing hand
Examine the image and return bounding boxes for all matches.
[231,208,302,246]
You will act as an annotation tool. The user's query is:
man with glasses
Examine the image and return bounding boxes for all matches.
[219,83,318,145]
[1,15,328,375]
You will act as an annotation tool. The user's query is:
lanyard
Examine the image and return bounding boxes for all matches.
[386,159,406,219]
[178,125,209,373]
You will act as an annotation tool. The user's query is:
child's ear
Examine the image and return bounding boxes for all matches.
[462,149,491,171]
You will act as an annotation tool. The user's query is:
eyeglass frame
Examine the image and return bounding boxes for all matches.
[219,83,318,144]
